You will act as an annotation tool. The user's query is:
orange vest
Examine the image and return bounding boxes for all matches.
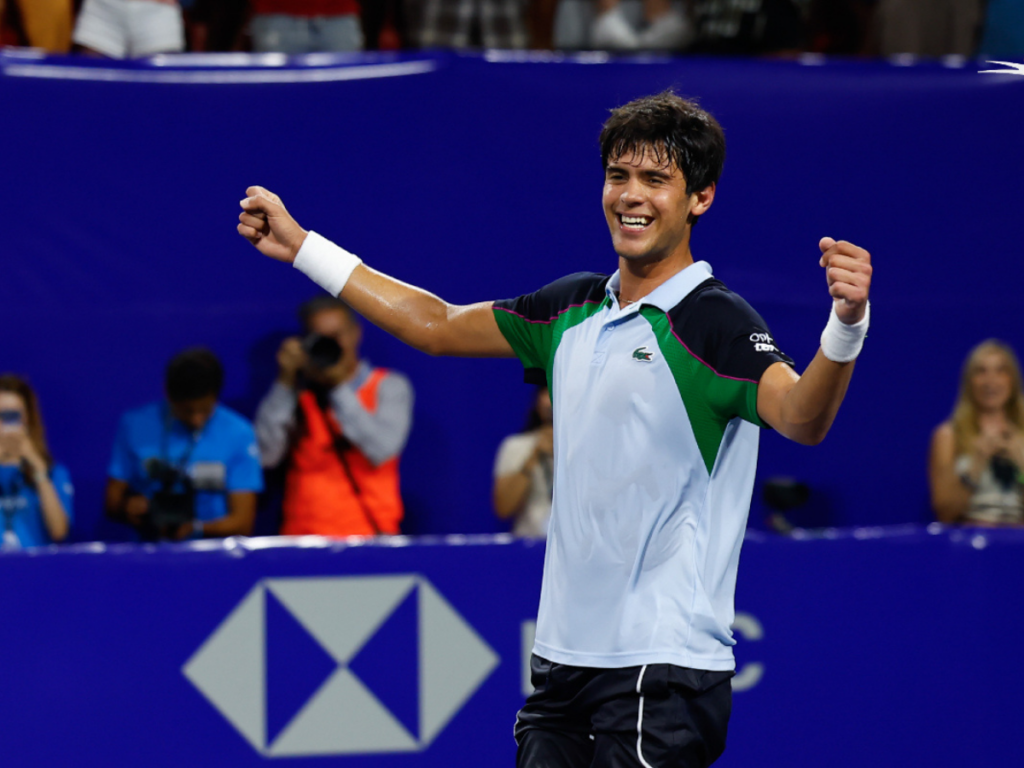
[282,369,403,536]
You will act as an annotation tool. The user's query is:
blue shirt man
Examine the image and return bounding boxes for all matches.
[105,348,263,541]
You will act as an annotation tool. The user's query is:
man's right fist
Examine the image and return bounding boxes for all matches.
[238,186,308,263]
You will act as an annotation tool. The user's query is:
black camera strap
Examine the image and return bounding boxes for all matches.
[161,410,200,488]
[313,397,383,536]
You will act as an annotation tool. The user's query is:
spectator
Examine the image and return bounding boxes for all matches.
[689,0,806,55]
[0,0,73,52]
[977,0,1024,59]
[929,340,1024,526]
[105,348,263,541]
[418,0,530,49]
[872,0,982,58]
[0,375,72,548]
[255,297,413,537]
[589,0,693,51]
[73,0,186,58]
[250,0,363,54]
[492,385,553,537]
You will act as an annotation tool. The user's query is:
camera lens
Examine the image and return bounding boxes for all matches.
[302,334,343,370]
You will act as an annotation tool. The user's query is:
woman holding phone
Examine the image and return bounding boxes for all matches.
[0,375,72,547]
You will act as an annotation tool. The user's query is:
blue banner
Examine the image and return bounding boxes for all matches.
[1,526,1020,767]
[2,52,1024,540]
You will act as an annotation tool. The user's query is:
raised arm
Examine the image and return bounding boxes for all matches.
[756,238,872,445]
[238,187,514,358]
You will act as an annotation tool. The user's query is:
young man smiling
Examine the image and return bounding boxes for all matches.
[238,91,872,767]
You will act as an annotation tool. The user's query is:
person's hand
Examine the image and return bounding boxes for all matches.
[123,495,150,525]
[0,427,25,464]
[819,238,872,324]
[535,425,554,457]
[169,521,193,541]
[238,186,308,263]
[18,433,47,478]
[277,336,306,388]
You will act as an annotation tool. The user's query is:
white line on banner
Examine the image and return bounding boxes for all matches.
[0,59,437,84]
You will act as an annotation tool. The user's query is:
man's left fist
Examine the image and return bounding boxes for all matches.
[819,237,872,325]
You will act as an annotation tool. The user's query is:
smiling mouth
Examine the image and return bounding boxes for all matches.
[618,214,653,232]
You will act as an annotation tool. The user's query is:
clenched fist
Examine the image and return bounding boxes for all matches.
[238,186,308,263]
[819,237,872,325]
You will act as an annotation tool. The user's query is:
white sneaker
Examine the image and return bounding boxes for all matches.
[591,6,640,50]
[637,8,693,51]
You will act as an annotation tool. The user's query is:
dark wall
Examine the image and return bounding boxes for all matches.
[2,52,1023,541]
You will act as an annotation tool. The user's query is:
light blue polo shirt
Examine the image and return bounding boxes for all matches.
[0,463,74,548]
[108,401,264,522]
[494,261,793,671]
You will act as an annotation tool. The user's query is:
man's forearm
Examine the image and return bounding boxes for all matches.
[777,350,855,445]
[341,264,508,358]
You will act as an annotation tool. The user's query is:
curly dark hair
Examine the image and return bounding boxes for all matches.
[600,90,726,196]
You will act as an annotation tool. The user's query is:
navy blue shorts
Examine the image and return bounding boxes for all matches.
[515,655,733,768]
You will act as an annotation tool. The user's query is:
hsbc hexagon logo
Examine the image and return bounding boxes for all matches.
[182,575,500,757]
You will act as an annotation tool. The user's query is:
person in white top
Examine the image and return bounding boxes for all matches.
[493,386,554,538]
[73,0,185,58]
[930,339,1024,526]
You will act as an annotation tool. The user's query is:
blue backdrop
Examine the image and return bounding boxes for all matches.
[2,51,1024,540]
[1,527,1020,767]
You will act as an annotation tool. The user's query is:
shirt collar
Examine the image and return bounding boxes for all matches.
[604,260,714,312]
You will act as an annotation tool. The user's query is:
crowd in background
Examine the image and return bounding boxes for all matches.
[1,0,1023,59]
[3,305,1023,551]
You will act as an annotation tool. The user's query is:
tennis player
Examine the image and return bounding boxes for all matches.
[238,91,872,768]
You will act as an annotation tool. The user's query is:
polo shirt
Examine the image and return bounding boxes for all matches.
[108,401,264,523]
[493,260,793,671]
[0,464,74,548]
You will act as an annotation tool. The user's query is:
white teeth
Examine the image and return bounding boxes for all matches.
[621,215,651,227]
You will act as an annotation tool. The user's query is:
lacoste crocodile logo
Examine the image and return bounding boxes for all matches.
[632,346,654,362]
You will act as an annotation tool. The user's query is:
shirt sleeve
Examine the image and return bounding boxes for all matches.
[493,433,535,478]
[254,381,298,468]
[330,371,414,467]
[669,285,794,428]
[492,272,609,380]
[107,413,135,482]
[702,290,794,426]
[49,464,74,526]
[226,421,265,493]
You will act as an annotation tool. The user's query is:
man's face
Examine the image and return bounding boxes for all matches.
[602,147,707,264]
[169,394,218,433]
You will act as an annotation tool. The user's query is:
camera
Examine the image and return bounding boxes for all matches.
[143,457,195,527]
[302,333,343,371]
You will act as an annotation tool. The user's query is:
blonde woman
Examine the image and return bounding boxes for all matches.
[930,340,1024,525]
[0,374,72,547]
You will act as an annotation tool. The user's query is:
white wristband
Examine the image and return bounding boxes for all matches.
[820,301,870,363]
[293,230,363,296]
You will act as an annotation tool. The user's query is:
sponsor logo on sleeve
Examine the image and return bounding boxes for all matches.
[749,332,779,354]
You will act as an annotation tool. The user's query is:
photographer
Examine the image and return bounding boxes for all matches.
[255,297,413,536]
[105,348,263,541]
[0,375,72,548]
[930,340,1024,526]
